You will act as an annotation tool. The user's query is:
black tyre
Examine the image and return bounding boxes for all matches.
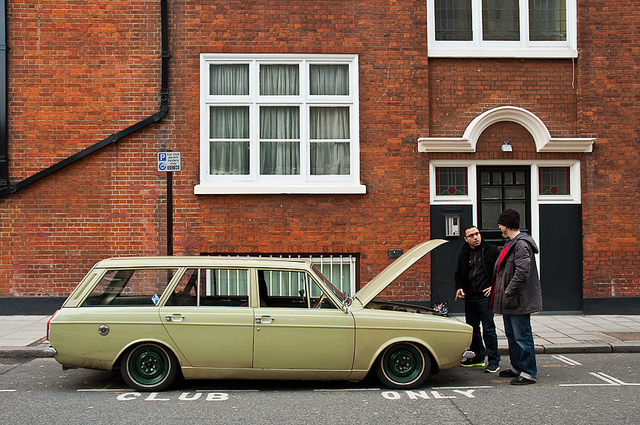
[375,342,431,389]
[120,343,178,392]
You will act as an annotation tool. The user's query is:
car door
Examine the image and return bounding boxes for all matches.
[160,268,254,368]
[252,269,355,372]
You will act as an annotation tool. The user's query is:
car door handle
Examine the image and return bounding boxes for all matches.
[256,316,274,324]
[166,314,184,322]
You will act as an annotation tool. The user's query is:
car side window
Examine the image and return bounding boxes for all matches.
[167,268,249,307]
[258,269,336,309]
[83,268,177,306]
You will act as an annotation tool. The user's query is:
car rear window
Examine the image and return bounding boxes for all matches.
[82,268,177,306]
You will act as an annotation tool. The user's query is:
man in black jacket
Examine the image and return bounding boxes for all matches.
[455,226,501,372]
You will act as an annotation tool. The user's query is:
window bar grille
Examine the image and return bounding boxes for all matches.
[222,253,355,295]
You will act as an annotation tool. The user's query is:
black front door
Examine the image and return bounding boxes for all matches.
[477,166,531,245]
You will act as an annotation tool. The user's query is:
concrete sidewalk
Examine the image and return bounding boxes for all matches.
[1,314,640,359]
[0,315,51,358]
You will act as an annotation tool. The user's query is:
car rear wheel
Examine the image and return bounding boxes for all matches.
[121,343,178,391]
[375,342,430,389]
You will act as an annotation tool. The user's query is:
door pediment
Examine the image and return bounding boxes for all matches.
[418,106,595,153]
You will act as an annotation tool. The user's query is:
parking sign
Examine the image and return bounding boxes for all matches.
[158,152,181,172]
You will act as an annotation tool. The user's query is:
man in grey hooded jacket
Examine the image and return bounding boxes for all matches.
[492,209,543,385]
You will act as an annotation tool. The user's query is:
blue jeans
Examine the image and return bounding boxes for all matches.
[465,298,500,366]
[503,314,537,379]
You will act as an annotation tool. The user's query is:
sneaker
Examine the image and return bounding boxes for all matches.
[485,364,501,373]
[511,376,536,385]
[499,368,519,378]
[460,358,486,368]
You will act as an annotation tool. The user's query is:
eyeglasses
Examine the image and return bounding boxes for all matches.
[465,232,480,238]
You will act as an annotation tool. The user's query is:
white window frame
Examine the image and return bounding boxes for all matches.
[427,0,577,58]
[196,54,365,195]
[429,160,581,206]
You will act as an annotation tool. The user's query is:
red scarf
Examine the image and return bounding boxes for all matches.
[490,241,512,307]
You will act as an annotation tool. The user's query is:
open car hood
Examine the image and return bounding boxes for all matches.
[353,239,448,306]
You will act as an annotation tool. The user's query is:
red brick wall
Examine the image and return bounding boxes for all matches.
[0,0,434,299]
[1,1,638,302]
[577,2,640,298]
[2,1,165,296]
[428,59,579,139]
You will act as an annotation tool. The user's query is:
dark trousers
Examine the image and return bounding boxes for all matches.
[465,298,500,365]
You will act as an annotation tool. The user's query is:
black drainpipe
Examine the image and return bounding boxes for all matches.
[0,0,8,190]
[0,0,169,198]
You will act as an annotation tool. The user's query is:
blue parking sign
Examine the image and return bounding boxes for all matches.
[157,152,181,172]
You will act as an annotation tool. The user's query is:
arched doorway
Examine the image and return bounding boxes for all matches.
[423,107,593,313]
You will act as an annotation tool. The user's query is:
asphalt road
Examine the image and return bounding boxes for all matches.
[1,353,638,424]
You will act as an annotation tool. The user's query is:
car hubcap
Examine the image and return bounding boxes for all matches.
[389,349,418,376]
[140,353,159,375]
[384,344,424,384]
[130,347,167,384]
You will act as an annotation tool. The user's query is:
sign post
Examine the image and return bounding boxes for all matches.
[158,151,181,256]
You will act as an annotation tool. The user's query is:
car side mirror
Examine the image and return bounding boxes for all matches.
[342,297,352,313]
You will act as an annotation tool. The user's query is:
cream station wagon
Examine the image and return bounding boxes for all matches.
[47,240,472,391]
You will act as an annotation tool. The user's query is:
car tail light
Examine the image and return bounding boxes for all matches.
[46,310,60,341]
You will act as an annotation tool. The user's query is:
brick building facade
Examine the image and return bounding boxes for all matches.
[0,1,637,314]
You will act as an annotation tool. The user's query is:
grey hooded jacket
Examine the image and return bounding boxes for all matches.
[492,233,543,315]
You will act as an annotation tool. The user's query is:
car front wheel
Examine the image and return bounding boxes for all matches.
[120,343,178,392]
[375,342,430,389]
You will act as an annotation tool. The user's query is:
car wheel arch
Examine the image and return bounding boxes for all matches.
[367,338,440,375]
[372,340,437,389]
[112,339,185,372]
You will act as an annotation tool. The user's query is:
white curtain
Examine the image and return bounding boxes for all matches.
[210,64,249,95]
[209,64,250,175]
[260,65,299,95]
[309,65,350,175]
[209,62,352,177]
[259,66,301,175]
[310,65,349,95]
[310,107,350,175]
[209,106,249,175]
[260,106,300,175]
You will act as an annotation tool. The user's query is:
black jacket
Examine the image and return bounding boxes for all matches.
[455,241,500,300]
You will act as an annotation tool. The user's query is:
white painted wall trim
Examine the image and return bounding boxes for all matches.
[418,106,595,153]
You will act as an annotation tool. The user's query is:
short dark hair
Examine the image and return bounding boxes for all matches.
[464,226,479,237]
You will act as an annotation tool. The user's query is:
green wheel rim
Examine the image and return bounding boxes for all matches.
[127,345,171,387]
[382,343,425,385]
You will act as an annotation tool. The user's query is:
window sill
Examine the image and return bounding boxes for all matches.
[427,48,578,59]
[194,183,367,195]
